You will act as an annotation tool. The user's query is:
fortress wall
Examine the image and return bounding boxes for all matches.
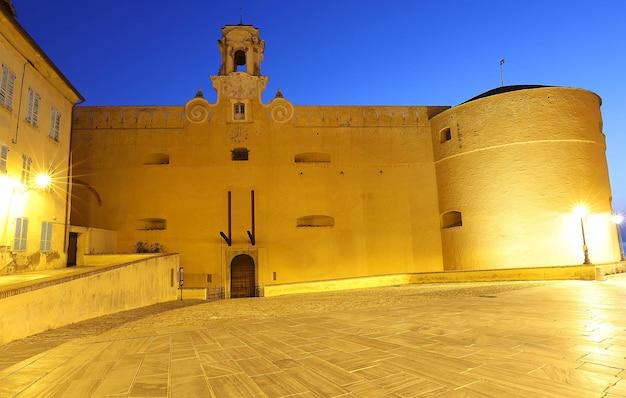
[73,106,186,129]
[431,87,617,270]
[291,106,426,127]
[72,105,446,130]
[70,100,445,281]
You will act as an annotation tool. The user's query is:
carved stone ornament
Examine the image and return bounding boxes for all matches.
[184,96,211,123]
[212,73,267,99]
[269,97,294,123]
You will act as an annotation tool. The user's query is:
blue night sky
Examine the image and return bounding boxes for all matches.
[13,0,626,213]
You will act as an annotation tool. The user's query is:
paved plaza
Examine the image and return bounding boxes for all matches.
[0,276,625,397]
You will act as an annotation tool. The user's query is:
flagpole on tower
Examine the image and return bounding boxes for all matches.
[500,59,505,87]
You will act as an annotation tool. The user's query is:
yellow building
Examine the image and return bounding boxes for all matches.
[70,24,620,296]
[0,2,83,274]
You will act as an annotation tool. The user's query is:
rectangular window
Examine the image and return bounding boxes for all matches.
[234,103,245,120]
[49,108,61,141]
[0,64,16,111]
[25,88,40,126]
[0,144,8,173]
[21,154,31,184]
[231,148,249,161]
[13,217,28,251]
[40,221,52,252]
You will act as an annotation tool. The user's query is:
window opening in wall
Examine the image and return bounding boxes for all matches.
[49,108,61,142]
[232,148,249,161]
[440,127,452,143]
[234,50,246,71]
[40,221,52,251]
[0,64,16,111]
[143,153,170,165]
[441,211,462,228]
[234,103,245,120]
[0,144,8,173]
[21,154,31,184]
[25,88,40,126]
[294,152,331,163]
[13,217,28,251]
[296,215,335,228]
[136,218,167,231]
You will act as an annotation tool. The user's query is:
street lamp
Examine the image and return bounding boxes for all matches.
[612,214,626,261]
[34,173,52,189]
[178,266,184,301]
[574,205,591,264]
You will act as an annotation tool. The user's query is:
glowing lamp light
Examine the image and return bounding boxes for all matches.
[573,205,588,218]
[35,173,52,189]
[612,214,624,225]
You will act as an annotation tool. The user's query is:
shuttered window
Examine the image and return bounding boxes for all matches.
[40,221,53,252]
[13,217,28,251]
[49,108,61,141]
[0,64,16,111]
[25,88,40,126]
[21,155,31,184]
[0,144,8,173]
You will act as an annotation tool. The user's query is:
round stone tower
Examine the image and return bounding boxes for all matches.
[430,86,618,270]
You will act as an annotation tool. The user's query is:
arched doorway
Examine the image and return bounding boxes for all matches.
[230,254,256,298]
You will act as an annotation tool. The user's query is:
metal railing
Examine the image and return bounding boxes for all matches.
[206,284,224,301]
[206,283,265,300]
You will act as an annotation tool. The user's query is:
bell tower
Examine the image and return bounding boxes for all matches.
[217,25,264,76]
[206,24,269,117]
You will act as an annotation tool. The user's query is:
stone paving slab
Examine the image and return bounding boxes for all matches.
[0,277,625,397]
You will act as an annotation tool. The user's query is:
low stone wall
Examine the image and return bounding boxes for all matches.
[264,262,625,297]
[0,254,179,345]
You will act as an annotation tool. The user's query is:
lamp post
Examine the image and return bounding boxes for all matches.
[612,214,626,261]
[574,206,591,264]
[178,266,184,301]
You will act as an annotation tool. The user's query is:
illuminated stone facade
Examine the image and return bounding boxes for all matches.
[0,3,83,274]
[431,87,615,270]
[70,24,620,296]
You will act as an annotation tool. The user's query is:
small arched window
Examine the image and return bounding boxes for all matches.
[143,153,170,165]
[296,215,335,228]
[136,218,167,231]
[294,152,331,163]
[441,211,462,228]
[439,127,452,143]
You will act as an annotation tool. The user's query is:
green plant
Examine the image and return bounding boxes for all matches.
[134,241,165,253]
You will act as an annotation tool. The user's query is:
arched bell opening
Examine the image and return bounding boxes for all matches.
[234,50,246,72]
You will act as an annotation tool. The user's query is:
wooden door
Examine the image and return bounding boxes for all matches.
[230,254,255,298]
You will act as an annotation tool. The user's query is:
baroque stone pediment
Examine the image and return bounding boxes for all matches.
[211,72,268,99]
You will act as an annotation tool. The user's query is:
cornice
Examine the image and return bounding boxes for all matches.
[0,7,84,104]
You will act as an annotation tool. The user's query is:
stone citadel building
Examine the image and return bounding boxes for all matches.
[70,24,620,297]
